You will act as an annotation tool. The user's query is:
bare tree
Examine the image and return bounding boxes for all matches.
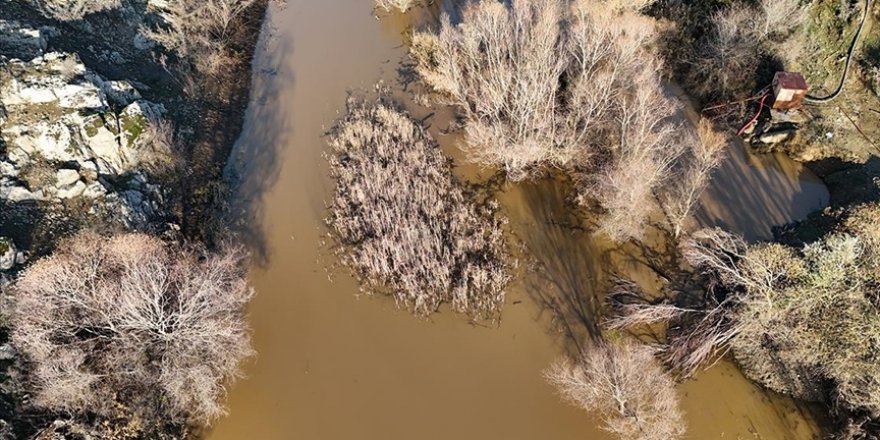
[686,0,806,101]
[661,120,729,238]
[412,0,694,242]
[755,0,806,41]
[9,232,254,425]
[327,96,511,319]
[142,0,256,78]
[611,205,880,415]
[375,0,417,13]
[544,340,686,440]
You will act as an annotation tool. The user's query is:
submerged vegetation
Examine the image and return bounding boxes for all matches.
[611,202,880,438]
[374,0,418,13]
[545,340,685,440]
[411,0,726,241]
[327,97,511,319]
[2,0,879,438]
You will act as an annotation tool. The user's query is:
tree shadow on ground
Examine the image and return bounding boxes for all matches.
[509,178,609,356]
[221,11,291,267]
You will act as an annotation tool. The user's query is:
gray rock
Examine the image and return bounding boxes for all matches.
[55,168,80,187]
[759,129,795,145]
[0,238,16,271]
[55,180,86,199]
[0,184,41,202]
[79,160,99,181]
[770,109,808,125]
[0,344,15,360]
[82,181,107,198]
[0,20,47,60]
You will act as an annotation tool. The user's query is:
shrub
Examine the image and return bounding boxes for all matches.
[8,232,254,425]
[411,0,719,241]
[137,118,180,174]
[544,340,686,440]
[327,97,511,319]
[143,0,256,78]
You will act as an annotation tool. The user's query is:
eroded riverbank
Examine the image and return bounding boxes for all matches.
[210,1,829,439]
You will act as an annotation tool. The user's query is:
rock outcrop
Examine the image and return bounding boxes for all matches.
[0,27,169,230]
[0,20,54,60]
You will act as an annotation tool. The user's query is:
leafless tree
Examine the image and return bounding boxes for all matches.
[375,0,417,13]
[755,0,806,41]
[545,340,686,440]
[412,0,699,242]
[661,120,728,238]
[327,96,511,319]
[611,204,880,415]
[142,0,256,78]
[686,0,806,101]
[27,0,122,21]
[8,232,254,425]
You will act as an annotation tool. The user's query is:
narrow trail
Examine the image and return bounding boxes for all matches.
[805,0,873,104]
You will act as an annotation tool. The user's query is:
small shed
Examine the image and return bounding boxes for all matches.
[771,72,808,110]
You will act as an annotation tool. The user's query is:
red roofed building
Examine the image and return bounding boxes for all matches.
[772,72,808,110]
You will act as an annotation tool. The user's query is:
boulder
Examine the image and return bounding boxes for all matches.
[758,129,795,145]
[55,180,86,199]
[55,168,80,187]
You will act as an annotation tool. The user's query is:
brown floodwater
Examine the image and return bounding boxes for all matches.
[208,1,830,439]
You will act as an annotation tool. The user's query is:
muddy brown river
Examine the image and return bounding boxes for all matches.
[208,1,830,439]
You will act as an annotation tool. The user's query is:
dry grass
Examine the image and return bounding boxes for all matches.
[327,97,511,319]
[545,340,686,440]
[9,232,254,425]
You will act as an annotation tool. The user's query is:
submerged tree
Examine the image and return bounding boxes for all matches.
[544,340,686,440]
[8,232,254,425]
[374,0,418,13]
[411,0,722,241]
[327,97,511,319]
[611,203,880,419]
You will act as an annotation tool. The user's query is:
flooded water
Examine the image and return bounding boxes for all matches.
[209,1,829,439]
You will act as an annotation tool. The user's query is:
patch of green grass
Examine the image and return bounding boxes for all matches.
[83,115,104,137]
[120,112,146,147]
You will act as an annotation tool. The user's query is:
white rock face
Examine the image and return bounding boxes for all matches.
[0,45,168,227]
[55,168,80,187]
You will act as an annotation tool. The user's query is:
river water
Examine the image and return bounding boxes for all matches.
[208,1,830,439]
